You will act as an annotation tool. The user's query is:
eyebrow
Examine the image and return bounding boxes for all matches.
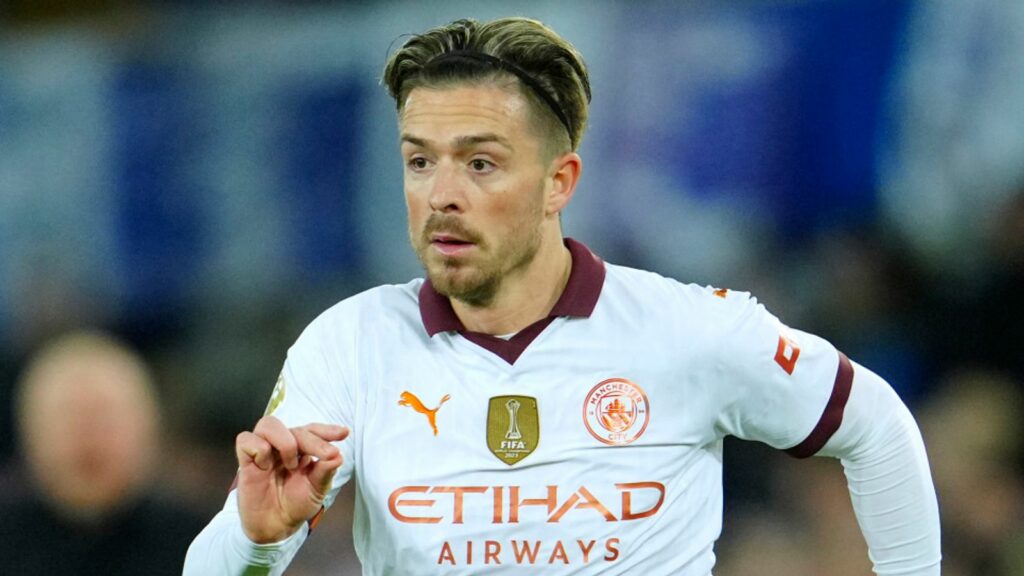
[400,133,514,152]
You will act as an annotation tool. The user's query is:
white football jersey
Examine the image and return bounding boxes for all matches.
[263,239,852,575]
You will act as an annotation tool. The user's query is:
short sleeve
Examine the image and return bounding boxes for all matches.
[709,290,853,457]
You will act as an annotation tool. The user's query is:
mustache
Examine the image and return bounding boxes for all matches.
[422,214,483,245]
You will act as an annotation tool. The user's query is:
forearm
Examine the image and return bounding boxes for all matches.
[184,493,308,576]
[819,361,941,575]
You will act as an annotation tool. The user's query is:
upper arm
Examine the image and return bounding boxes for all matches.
[266,316,358,504]
[709,290,852,456]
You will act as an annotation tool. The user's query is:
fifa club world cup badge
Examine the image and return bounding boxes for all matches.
[487,396,539,465]
[583,378,650,445]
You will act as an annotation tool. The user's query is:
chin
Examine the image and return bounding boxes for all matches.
[428,267,499,307]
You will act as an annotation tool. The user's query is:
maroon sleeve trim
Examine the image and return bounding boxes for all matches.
[784,351,854,459]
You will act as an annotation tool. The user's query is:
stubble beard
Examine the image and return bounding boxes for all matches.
[413,212,543,308]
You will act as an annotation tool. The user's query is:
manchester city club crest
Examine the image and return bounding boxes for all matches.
[583,378,650,445]
[487,396,539,466]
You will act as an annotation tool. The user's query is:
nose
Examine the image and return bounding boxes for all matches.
[428,160,467,213]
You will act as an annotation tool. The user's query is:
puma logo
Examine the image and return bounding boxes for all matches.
[398,391,451,436]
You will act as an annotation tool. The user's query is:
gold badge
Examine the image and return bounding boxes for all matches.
[264,372,286,416]
[487,396,539,466]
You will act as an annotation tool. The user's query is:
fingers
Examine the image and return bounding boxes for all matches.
[309,451,344,493]
[253,415,301,469]
[236,416,349,473]
[296,424,349,456]
[305,423,350,443]
[293,440,344,494]
[236,431,275,471]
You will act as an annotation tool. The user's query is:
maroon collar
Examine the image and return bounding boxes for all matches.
[418,238,605,363]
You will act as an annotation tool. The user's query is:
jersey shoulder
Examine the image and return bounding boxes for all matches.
[276,279,425,410]
[602,261,762,323]
[293,279,425,351]
[601,262,776,363]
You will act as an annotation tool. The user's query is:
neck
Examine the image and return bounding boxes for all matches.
[452,233,572,335]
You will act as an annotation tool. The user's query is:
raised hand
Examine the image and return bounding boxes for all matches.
[234,416,349,543]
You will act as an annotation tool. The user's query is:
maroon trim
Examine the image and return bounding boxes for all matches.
[462,317,557,364]
[785,352,854,459]
[307,506,326,533]
[419,278,463,335]
[550,238,606,317]
[418,238,605,364]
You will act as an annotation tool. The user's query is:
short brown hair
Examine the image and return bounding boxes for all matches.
[382,17,591,154]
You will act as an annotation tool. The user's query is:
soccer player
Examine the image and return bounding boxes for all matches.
[185,17,941,575]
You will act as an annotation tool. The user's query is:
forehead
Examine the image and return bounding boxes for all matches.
[24,354,149,417]
[399,84,535,143]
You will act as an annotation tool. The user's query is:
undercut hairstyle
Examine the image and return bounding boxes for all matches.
[382,17,592,157]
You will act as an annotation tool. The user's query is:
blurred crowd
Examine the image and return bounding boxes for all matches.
[1,1,1023,575]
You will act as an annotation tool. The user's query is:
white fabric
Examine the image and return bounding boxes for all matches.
[183,491,308,575]
[820,362,942,575]
[185,259,939,575]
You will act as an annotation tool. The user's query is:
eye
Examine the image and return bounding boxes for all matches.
[469,158,495,173]
[407,156,431,171]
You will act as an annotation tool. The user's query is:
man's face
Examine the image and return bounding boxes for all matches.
[21,354,157,519]
[400,83,552,307]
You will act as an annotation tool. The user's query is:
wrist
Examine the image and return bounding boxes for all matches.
[242,520,303,545]
[231,520,308,566]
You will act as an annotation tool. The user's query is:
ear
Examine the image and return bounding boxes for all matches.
[545,152,582,217]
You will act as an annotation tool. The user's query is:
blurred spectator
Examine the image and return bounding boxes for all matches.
[715,513,813,576]
[918,369,1024,576]
[0,331,206,575]
[717,453,874,576]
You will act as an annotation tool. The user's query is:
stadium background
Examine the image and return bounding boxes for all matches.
[1,0,1022,573]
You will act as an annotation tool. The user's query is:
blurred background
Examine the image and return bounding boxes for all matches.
[1,0,1022,574]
